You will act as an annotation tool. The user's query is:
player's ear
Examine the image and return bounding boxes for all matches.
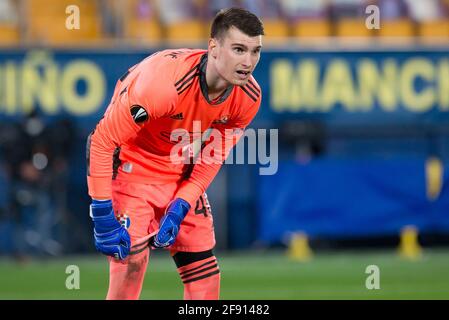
[209,38,218,59]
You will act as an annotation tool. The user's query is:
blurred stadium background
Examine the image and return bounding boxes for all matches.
[1,0,449,299]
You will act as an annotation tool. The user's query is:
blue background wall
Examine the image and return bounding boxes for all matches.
[1,48,449,250]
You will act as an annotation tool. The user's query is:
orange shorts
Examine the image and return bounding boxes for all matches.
[111,180,215,254]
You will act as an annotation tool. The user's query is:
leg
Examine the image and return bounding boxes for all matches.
[107,180,161,300]
[107,246,150,300]
[172,249,220,300]
[169,193,220,299]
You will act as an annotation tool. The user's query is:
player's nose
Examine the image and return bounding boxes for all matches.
[241,53,252,69]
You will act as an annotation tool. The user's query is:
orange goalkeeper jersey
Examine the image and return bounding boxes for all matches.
[87,49,261,206]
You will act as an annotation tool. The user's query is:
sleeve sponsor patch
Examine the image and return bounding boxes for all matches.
[130,105,148,124]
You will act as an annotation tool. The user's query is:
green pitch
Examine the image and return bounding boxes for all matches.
[0,249,448,299]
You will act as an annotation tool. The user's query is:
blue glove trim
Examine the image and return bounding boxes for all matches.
[90,199,113,218]
[166,198,191,220]
[90,199,122,234]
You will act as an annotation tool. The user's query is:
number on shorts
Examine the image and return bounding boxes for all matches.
[195,194,211,217]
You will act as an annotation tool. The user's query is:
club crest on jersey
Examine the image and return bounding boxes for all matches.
[130,105,148,124]
[212,115,229,125]
[116,213,131,230]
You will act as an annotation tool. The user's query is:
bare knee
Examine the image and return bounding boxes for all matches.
[126,253,148,278]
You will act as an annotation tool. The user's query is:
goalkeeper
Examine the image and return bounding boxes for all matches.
[87,8,263,300]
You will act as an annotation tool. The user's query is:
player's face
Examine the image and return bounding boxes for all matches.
[211,27,262,86]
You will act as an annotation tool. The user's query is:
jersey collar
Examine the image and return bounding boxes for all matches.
[199,53,234,105]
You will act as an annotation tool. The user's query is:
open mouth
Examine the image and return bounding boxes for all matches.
[236,70,251,79]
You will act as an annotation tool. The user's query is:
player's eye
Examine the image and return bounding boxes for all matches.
[233,47,244,54]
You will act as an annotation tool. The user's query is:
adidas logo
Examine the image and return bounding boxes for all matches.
[170,113,184,120]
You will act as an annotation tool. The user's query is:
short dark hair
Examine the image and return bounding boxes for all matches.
[210,7,264,40]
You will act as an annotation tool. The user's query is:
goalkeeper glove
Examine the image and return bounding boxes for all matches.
[90,199,130,260]
[152,198,190,248]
